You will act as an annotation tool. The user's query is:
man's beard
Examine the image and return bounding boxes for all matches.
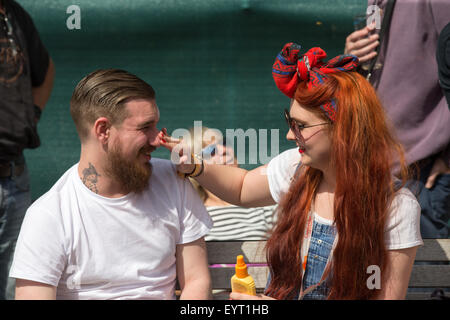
[104,142,153,194]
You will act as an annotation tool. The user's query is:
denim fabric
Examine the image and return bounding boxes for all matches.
[265,217,336,300]
[301,218,336,300]
[0,164,31,300]
[417,173,450,238]
[406,157,450,238]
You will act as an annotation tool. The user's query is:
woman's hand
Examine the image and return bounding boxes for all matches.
[158,128,196,175]
[229,292,275,300]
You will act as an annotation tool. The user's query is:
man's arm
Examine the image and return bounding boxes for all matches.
[15,279,56,300]
[32,57,55,113]
[176,237,212,300]
[375,246,418,300]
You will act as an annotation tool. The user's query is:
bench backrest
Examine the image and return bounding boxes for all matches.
[206,239,450,300]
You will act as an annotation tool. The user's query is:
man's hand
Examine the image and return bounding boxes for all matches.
[344,25,380,63]
[425,157,450,189]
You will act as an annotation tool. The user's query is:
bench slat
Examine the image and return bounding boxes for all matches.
[206,239,450,299]
[209,266,269,289]
[210,291,436,300]
[409,265,450,287]
[415,239,450,261]
[210,265,450,290]
[405,292,436,300]
[212,290,441,300]
[207,241,266,264]
[207,239,450,263]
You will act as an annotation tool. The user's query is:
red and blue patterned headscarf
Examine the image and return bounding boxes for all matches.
[272,42,359,121]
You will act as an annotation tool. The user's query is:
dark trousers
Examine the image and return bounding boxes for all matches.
[406,156,450,239]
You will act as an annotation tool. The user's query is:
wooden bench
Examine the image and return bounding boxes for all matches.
[206,239,450,300]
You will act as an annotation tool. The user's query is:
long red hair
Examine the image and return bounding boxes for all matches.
[265,71,409,299]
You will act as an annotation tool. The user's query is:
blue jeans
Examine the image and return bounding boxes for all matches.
[0,164,31,300]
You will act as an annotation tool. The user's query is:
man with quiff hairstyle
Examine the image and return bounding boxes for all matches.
[9,69,213,300]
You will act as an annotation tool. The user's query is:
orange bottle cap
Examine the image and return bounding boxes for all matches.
[235,255,249,278]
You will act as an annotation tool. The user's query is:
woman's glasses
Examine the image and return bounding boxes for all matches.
[284,109,329,146]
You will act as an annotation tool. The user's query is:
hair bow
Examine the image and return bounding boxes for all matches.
[272,42,359,121]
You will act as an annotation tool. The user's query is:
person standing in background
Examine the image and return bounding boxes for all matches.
[0,0,54,299]
[344,0,450,238]
[437,22,450,109]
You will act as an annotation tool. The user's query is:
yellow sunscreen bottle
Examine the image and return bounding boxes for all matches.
[231,255,256,295]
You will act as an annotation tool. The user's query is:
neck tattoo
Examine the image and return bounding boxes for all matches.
[82,162,101,194]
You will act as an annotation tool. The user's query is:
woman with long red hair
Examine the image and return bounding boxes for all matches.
[160,43,423,300]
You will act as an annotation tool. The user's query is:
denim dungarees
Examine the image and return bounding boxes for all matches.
[265,213,336,300]
[301,214,336,300]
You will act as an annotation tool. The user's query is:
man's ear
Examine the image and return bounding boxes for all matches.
[93,117,111,144]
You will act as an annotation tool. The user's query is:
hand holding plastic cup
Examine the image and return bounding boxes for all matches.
[352,14,379,69]
[345,14,379,67]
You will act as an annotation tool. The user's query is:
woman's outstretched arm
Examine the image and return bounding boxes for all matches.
[195,163,274,207]
[159,130,275,207]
